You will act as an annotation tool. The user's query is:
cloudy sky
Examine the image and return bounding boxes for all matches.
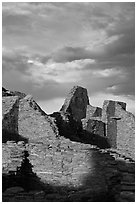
[2,2,135,114]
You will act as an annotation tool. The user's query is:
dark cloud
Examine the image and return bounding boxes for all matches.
[109,82,135,97]
[2,67,76,102]
[2,52,29,74]
[38,55,51,64]
[2,2,135,113]
[51,47,92,63]
[52,26,134,66]
[107,71,135,97]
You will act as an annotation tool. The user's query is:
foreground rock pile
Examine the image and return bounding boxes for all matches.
[2,86,135,202]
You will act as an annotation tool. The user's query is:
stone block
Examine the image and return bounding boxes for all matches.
[102,100,135,159]
[82,119,105,137]
[86,105,102,119]
[60,86,89,121]
[2,96,19,136]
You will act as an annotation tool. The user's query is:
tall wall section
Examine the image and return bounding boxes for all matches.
[18,95,58,142]
[115,106,135,159]
[2,96,20,142]
[102,100,135,159]
[60,86,89,121]
[2,92,58,143]
[2,96,19,134]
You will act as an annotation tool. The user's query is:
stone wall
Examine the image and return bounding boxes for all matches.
[106,118,117,148]
[2,96,19,135]
[2,140,135,202]
[115,109,135,159]
[60,86,89,121]
[2,86,135,201]
[82,119,105,137]
[86,105,102,119]
[18,95,58,142]
[2,94,59,143]
[2,141,25,173]
[102,100,135,159]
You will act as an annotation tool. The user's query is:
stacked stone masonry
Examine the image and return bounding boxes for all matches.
[102,100,135,159]
[2,96,19,134]
[2,141,135,202]
[60,86,89,121]
[18,95,58,142]
[82,99,135,159]
[86,104,102,119]
[82,119,105,137]
[2,86,135,201]
[2,93,59,143]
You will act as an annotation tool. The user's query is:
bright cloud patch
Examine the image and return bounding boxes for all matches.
[92,68,123,78]
[25,58,94,84]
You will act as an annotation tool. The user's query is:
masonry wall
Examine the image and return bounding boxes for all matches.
[2,141,25,173]
[2,88,135,201]
[102,100,116,123]
[82,119,105,137]
[2,139,107,189]
[18,95,58,142]
[2,140,135,202]
[115,108,135,159]
[60,86,89,121]
[2,96,19,134]
[101,100,135,159]
[28,138,94,187]
[86,105,102,119]
[107,118,117,148]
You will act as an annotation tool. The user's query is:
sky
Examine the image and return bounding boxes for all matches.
[2,2,135,114]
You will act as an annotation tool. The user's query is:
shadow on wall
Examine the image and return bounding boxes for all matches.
[2,150,44,193]
[2,129,28,143]
[2,149,122,202]
[79,130,110,149]
[50,112,110,149]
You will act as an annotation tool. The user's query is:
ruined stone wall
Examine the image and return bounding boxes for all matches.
[2,86,135,201]
[106,118,117,148]
[2,96,19,134]
[2,95,58,143]
[2,140,135,202]
[86,105,102,119]
[60,86,89,121]
[28,138,94,188]
[82,119,105,137]
[102,100,116,123]
[115,108,135,159]
[2,139,106,189]
[101,100,135,159]
[18,95,58,142]
[2,141,25,173]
